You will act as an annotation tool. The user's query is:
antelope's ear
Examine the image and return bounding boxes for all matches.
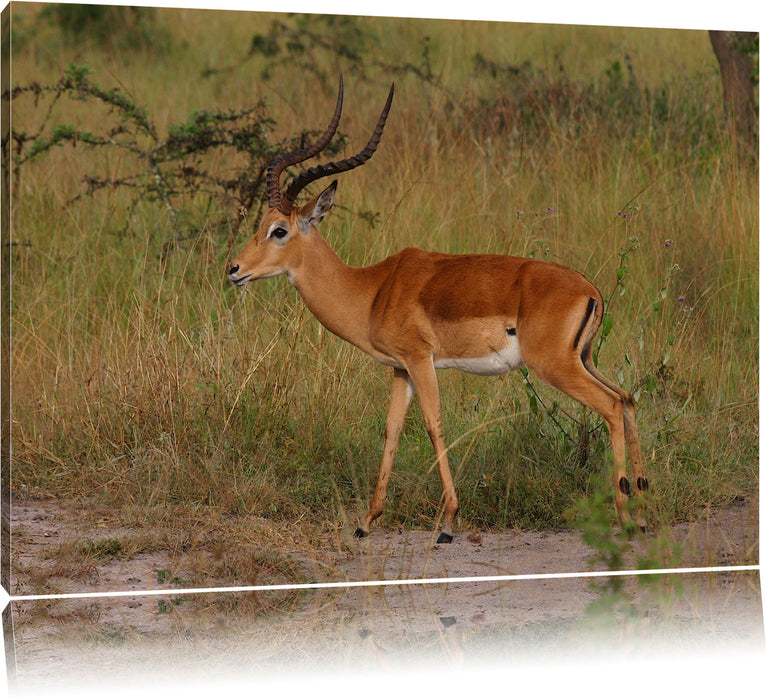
[298,180,338,233]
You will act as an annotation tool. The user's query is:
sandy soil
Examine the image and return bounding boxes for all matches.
[3,495,763,695]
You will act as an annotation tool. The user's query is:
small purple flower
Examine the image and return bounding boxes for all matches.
[618,210,628,218]
[678,295,685,302]
[664,239,674,248]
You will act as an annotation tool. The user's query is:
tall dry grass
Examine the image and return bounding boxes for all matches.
[7,8,757,549]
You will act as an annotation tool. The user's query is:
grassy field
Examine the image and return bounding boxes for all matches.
[7,6,758,557]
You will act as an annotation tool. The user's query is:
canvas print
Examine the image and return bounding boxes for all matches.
[0,2,762,693]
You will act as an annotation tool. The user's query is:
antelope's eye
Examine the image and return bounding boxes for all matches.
[270,226,288,240]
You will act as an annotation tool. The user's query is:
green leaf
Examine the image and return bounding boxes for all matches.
[65,62,92,85]
[51,123,77,142]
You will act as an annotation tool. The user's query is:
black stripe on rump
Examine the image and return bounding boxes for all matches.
[573,297,597,350]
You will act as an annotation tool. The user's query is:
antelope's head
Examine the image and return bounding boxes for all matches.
[228,76,394,286]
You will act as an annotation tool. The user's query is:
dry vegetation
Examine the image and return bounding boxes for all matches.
[6,7,758,583]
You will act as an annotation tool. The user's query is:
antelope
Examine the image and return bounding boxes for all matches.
[228,77,648,543]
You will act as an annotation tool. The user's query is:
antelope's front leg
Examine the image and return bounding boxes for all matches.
[407,358,459,544]
[355,368,415,538]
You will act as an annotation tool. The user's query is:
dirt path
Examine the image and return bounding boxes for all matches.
[4,496,763,695]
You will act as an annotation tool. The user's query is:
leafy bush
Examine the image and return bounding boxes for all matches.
[38,3,163,49]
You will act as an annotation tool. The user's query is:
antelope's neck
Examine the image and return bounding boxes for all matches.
[290,232,386,352]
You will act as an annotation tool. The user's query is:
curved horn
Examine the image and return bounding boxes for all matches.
[266,75,345,213]
[278,82,394,215]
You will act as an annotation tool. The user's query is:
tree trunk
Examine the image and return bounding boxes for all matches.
[709,30,758,140]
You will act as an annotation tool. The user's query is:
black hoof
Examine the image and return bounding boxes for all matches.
[436,532,454,544]
[637,477,649,491]
[354,527,368,539]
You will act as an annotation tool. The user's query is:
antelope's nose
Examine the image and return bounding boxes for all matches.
[228,262,252,286]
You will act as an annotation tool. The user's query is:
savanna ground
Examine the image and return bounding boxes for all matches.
[2,4,761,694]
[5,494,764,694]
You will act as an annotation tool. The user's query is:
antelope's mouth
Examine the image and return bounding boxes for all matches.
[229,272,253,286]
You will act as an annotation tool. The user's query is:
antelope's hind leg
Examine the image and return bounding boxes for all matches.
[527,348,647,530]
[583,357,648,530]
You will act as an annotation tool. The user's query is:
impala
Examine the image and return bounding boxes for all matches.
[228,77,648,543]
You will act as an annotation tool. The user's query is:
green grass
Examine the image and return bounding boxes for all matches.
[8,8,758,550]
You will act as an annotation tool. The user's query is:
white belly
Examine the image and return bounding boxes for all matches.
[433,337,523,376]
